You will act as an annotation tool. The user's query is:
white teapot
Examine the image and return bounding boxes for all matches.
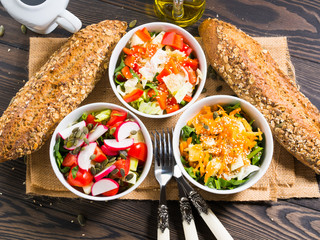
[1,0,82,34]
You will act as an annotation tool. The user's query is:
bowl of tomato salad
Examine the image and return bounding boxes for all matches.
[173,95,273,194]
[108,22,207,118]
[49,103,152,200]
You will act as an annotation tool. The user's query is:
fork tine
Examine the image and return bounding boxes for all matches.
[162,129,168,166]
[153,131,159,167]
[167,128,172,166]
[156,130,163,166]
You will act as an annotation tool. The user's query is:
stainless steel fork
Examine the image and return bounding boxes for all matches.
[153,129,173,240]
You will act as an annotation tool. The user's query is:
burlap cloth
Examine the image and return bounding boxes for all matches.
[26,36,320,201]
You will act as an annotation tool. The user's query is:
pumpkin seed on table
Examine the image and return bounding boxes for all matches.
[129,20,137,28]
[21,24,27,34]
[0,25,4,37]
[77,214,86,227]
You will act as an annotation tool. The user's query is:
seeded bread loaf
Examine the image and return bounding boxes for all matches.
[199,18,320,174]
[0,20,127,162]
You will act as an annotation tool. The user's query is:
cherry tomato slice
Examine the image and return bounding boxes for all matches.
[93,146,107,162]
[102,187,119,196]
[107,110,127,127]
[62,153,77,167]
[86,114,100,126]
[67,167,93,187]
[112,159,130,178]
[127,142,147,162]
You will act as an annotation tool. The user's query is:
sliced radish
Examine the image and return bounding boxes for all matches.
[82,182,94,195]
[101,144,118,156]
[87,125,108,142]
[104,138,134,151]
[91,178,119,196]
[58,121,86,140]
[77,142,97,170]
[115,121,140,141]
[94,164,116,182]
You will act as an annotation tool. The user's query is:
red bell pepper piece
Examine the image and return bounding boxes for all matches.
[183,95,193,102]
[166,104,180,114]
[121,66,133,79]
[185,67,197,85]
[161,32,176,46]
[123,47,133,55]
[156,68,171,83]
[123,89,144,103]
[172,34,183,50]
[135,27,151,42]
[124,55,136,69]
[183,58,199,71]
[181,43,193,56]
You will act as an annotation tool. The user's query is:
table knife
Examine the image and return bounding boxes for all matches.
[175,175,199,240]
[173,164,234,240]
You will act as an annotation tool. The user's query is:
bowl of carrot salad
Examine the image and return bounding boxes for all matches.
[173,95,273,194]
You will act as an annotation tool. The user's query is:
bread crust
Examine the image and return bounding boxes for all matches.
[0,20,127,161]
[199,18,320,174]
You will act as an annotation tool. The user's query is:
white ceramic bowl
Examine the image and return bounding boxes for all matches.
[173,95,273,194]
[49,103,153,201]
[108,22,207,118]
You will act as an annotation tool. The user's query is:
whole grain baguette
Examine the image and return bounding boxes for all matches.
[0,20,127,162]
[199,18,320,174]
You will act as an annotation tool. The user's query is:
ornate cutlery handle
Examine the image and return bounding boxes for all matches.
[157,204,170,240]
[177,176,233,240]
[179,196,199,240]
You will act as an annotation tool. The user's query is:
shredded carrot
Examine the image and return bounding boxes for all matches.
[182,105,263,183]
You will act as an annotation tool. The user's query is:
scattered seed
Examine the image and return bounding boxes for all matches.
[72,127,79,133]
[216,85,223,92]
[73,139,78,146]
[77,214,86,226]
[76,130,82,138]
[95,163,101,169]
[109,127,116,135]
[83,138,89,145]
[90,154,96,160]
[213,111,219,119]
[129,19,137,28]
[0,25,4,37]
[201,88,207,93]
[108,157,116,163]
[87,123,93,130]
[125,173,134,181]
[203,125,209,130]
[72,147,81,155]
[66,140,73,148]
[82,127,89,135]
[21,24,27,34]
[120,168,125,177]
[101,159,109,168]
[130,130,137,135]
[110,168,119,176]
[119,150,127,159]
[90,166,96,175]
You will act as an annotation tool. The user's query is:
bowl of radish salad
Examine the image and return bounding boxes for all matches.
[108,22,207,118]
[173,95,273,194]
[49,103,152,200]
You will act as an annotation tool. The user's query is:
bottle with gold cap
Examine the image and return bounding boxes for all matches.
[154,0,205,27]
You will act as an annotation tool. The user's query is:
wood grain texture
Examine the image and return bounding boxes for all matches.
[0,0,319,239]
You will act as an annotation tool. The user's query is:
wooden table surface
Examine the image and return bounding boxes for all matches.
[1,0,320,239]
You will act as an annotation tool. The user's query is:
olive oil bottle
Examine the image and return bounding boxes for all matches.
[154,0,205,27]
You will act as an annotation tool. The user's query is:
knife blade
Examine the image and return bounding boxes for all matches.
[173,164,234,240]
